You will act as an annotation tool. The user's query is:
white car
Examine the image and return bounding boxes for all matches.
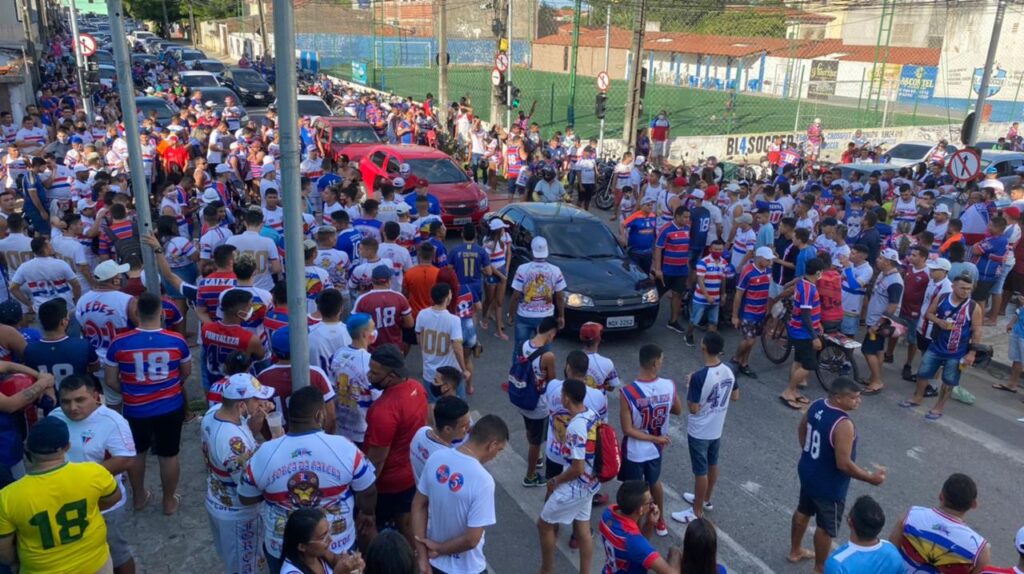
[295,94,332,118]
[130,30,156,43]
[177,70,221,90]
[980,150,1024,193]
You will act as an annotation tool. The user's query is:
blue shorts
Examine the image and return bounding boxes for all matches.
[618,456,662,486]
[1010,333,1024,364]
[690,300,720,325]
[687,436,720,476]
[840,315,860,337]
[916,349,963,387]
[992,263,1013,295]
[461,316,478,348]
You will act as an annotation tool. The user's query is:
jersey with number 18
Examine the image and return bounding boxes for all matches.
[104,328,192,419]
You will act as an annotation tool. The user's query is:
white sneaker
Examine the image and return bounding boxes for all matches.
[670,508,698,524]
[683,492,714,511]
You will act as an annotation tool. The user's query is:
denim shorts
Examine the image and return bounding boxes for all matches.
[1010,334,1024,364]
[992,263,1013,295]
[840,315,860,337]
[690,300,719,326]
[916,349,963,387]
[687,435,721,476]
[461,316,478,349]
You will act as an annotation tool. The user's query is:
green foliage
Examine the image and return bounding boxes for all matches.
[693,9,786,37]
[585,0,727,32]
[537,3,560,38]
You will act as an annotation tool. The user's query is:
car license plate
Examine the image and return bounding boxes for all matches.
[453,217,471,226]
[606,316,635,329]
[254,94,264,99]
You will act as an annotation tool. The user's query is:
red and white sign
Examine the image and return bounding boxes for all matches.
[78,33,97,57]
[946,148,982,182]
[491,68,502,87]
[596,71,610,92]
[495,53,509,73]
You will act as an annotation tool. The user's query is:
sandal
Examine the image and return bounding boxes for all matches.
[163,493,181,516]
[993,383,1019,393]
[795,395,810,404]
[779,396,804,410]
[133,489,152,511]
[898,400,921,408]
[862,386,884,395]
[925,411,944,420]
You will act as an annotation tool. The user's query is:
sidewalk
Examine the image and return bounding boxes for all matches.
[981,322,1015,377]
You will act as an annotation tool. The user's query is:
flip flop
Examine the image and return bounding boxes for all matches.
[494,331,509,341]
[925,411,944,420]
[133,489,152,511]
[163,493,181,516]
[787,548,815,563]
[993,383,1019,393]
[898,400,921,408]
[795,395,810,404]
[862,386,884,396]
[779,396,803,410]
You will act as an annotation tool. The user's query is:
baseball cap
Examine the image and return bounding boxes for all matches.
[934,204,951,215]
[93,260,130,282]
[201,188,221,204]
[271,327,291,359]
[634,155,646,166]
[395,203,411,215]
[371,265,393,282]
[76,198,96,211]
[488,218,508,231]
[222,373,275,400]
[70,135,83,144]
[1015,526,1024,553]
[26,417,69,455]
[673,177,686,187]
[755,246,775,260]
[736,213,753,225]
[691,189,705,199]
[879,248,901,263]
[263,155,275,165]
[1006,206,1022,220]
[399,163,411,174]
[579,322,603,342]
[725,183,740,193]
[204,101,215,108]
[73,164,89,173]
[392,177,405,188]
[215,163,233,174]
[531,236,549,259]
[302,239,317,251]
[640,195,657,205]
[927,258,952,272]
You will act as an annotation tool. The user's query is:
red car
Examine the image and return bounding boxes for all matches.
[358,145,489,228]
[312,116,382,167]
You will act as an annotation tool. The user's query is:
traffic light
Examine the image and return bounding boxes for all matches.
[595,93,608,119]
[85,60,99,84]
[510,84,521,108]
[496,74,508,105]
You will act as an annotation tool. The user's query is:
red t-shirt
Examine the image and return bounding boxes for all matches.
[255,364,335,428]
[817,270,843,323]
[353,289,413,352]
[900,267,930,319]
[363,379,428,493]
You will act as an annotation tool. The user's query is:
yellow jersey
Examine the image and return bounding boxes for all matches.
[0,461,117,574]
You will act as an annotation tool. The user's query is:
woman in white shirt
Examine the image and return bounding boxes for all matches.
[279,508,365,574]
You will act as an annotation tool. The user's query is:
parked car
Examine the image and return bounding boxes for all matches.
[882,141,957,168]
[498,203,659,332]
[296,94,331,117]
[192,87,247,116]
[177,70,221,90]
[193,59,226,76]
[358,145,489,228]
[131,53,159,67]
[313,116,382,166]
[97,64,117,88]
[178,49,207,68]
[980,150,1024,190]
[220,67,273,105]
[135,97,179,124]
[92,50,114,66]
[130,30,156,43]
[835,162,904,182]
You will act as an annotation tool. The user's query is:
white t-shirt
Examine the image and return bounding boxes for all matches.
[410,425,451,481]
[544,379,607,466]
[841,262,874,315]
[575,157,597,185]
[511,261,567,319]
[329,345,380,444]
[686,363,737,440]
[11,257,78,312]
[378,243,413,292]
[225,231,281,290]
[75,289,133,360]
[280,558,331,574]
[51,233,90,292]
[49,405,135,513]
[262,206,284,231]
[207,129,225,163]
[347,257,394,296]
[926,219,949,241]
[417,447,496,574]
[621,377,676,463]
[200,406,259,518]
[584,351,621,393]
[199,226,233,260]
[415,307,463,382]
[316,248,350,287]
[237,432,376,558]
[553,408,600,499]
[308,321,352,373]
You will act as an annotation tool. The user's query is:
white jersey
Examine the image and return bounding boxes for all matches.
[416,447,496,574]
[49,405,135,513]
[378,243,412,292]
[200,226,234,260]
[0,232,33,280]
[346,257,394,296]
[75,289,133,360]
[584,351,621,393]
[51,233,91,294]
[201,406,259,518]
[840,262,874,316]
[686,362,737,440]
[308,321,352,373]
[620,377,676,463]
[225,231,281,290]
[377,199,404,224]
[415,307,463,382]
[237,432,376,558]
[262,206,284,232]
[10,257,77,312]
[544,379,607,466]
[315,248,350,287]
[329,345,380,444]
[410,426,451,482]
[730,227,757,271]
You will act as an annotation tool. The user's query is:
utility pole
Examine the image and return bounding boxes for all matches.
[437,0,449,132]
[598,4,610,154]
[621,0,646,149]
[187,0,197,47]
[160,0,170,37]
[566,0,582,126]
[107,0,159,295]
[490,0,506,126]
[68,0,93,118]
[256,0,269,57]
[18,0,41,89]
[967,0,1007,146]
[271,0,310,388]
[506,0,513,129]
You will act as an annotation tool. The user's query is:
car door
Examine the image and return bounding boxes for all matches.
[361,149,387,191]
[507,211,533,279]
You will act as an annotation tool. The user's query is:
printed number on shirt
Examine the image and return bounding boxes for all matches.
[698,218,710,233]
[28,499,89,549]
[640,404,668,433]
[372,306,396,328]
[38,363,74,382]
[704,381,732,408]
[84,321,123,351]
[241,250,270,274]
[461,257,476,278]
[421,329,451,356]
[134,351,171,379]
[803,425,821,459]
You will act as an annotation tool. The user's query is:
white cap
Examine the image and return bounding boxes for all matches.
[814,118,821,123]
[204,101,215,108]
[531,236,549,259]
[737,213,753,225]
[221,373,275,400]
[634,155,646,166]
[76,198,96,211]
[73,164,89,173]
[399,162,410,174]
[395,202,411,215]
[1015,526,1024,553]
[691,189,705,199]
[755,246,775,260]
[927,258,952,272]
[391,177,405,188]
[262,155,275,165]
[215,163,233,174]
[488,218,508,231]
[879,248,901,263]
[93,260,130,282]
[144,86,155,94]
[934,204,952,215]
[201,188,221,204]
[725,183,740,193]
[302,239,317,251]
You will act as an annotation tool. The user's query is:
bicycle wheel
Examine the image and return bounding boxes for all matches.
[760,313,792,364]
[815,345,860,392]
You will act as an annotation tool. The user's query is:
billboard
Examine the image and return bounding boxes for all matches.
[897,65,938,102]
[808,60,839,100]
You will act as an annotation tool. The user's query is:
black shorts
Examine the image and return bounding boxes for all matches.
[127,409,185,457]
[797,488,845,538]
[618,457,662,486]
[579,183,595,201]
[917,335,932,353]
[972,280,995,302]
[433,567,486,574]
[792,338,819,371]
[375,486,416,530]
[545,458,564,480]
[663,274,688,294]
[862,332,886,355]
[522,415,547,446]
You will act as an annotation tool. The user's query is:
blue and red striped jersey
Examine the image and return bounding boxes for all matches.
[599,506,660,574]
[104,328,191,418]
[692,255,726,305]
[737,263,771,321]
[654,224,690,276]
[196,271,237,318]
[98,219,135,255]
[787,278,822,340]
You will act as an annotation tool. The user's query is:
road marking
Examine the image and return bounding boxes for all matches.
[929,414,1024,467]
[740,480,763,496]
[905,446,924,462]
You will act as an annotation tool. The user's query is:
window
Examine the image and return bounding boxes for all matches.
[370,151,387,169]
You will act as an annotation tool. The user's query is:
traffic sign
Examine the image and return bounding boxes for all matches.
[491,68,502,87]
[946,148,982,182]
[78,33,97,57]
[495,53,509,73]
[596,71,610,92]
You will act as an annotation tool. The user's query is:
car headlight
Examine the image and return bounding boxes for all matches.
[641,288,659,304]
[478,196,489,210]
[566,293,594,308]
[237,86,249,93]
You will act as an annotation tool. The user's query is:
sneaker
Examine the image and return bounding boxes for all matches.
[536,458,545,470]
[901,364,914,382]
[670,509,698,524]
[738,365,758,379]
[883,354,895,364]
[685,334,695,347]
[667,321,686,334]
[592,493,609,506]
[683,492,714,511]
[924,385,939,398]
[655,518,670,536]
[522,474,547,487]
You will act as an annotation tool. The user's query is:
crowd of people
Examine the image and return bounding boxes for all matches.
[1,14,1024,574]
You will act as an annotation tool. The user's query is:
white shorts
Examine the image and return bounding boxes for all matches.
[539,489,593,525]
[207,509,265,574]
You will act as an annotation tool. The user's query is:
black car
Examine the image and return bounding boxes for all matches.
[499,203,660,332]
[220,67,273,106]
[194,87,247,116]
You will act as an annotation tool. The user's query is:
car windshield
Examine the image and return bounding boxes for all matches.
[181,75,219,88]
[181,51,204,61]
[331,126,380,145]
[99,68,116,79]
[199,61,224,72]
[297,99,331,117]
[406,158,469,184]
[202,91,236,107]
[138,101,174,122]
[537,221,623,258]
[233,70,264,84]
[887,144,932,159]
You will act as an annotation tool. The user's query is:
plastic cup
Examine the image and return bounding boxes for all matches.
[266,411,284,429]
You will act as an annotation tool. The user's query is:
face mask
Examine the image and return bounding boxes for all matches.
[239,401,252,426]
[369,329,378,345]
[239,307,254,322]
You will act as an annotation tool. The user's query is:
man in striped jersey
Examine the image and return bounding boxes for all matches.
[685,239,727,347]
[730,247,773,378]
[653,206,691,334]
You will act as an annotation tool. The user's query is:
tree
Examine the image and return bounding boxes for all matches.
[123,0,181,34]
[585,0,727,32]
[537,2,560,38]
[693,10,786,37]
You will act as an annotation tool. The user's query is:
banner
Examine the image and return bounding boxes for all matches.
[897,65,938,102]
[808,60,838,101]
[351,62,367,85]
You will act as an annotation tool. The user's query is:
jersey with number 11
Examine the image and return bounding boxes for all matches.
[621,377,675,463]
[104,328,192,418]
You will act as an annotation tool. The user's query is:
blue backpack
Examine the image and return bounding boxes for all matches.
[507,345,548,410]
